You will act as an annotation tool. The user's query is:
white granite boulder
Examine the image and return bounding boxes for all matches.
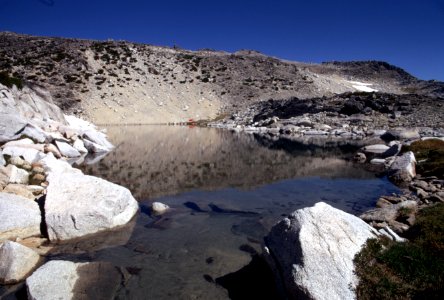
[55,140,81,158]
[2,146,42,164]
[72,139,88,153]
[26,260,121,300]
[0,241,40,284]
[83,138,110,153]
[0,193,41,240]
[40,153,82,179]
[388,151,416,184]
[362,144,389,155]
[0,114,27,143]
[82,130,114,151]
[2,165,29,185]
[264,202,378,300]
[45,173,139,241]
[151,202,170,215]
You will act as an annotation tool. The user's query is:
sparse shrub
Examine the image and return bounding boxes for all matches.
[403,139,444,178]
[53,52,67,62]
[0,72,23,89]
[354,203,444,299]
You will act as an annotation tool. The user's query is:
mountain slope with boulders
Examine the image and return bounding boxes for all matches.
[1,31,443,124]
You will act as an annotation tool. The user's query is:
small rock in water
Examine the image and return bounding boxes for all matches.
[239,244,258,256]
[353,152,366,163]
[183,201,207,213]
[151,202,170,215]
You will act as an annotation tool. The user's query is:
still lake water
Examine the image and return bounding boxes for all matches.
[56,127,400,298]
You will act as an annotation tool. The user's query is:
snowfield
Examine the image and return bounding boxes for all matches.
[347,81,379,92]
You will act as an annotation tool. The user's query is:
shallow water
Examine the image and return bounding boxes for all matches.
[76,126,399,299]
[1,126,399,299]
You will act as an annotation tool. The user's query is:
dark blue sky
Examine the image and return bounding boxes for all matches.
[1,0,443,80]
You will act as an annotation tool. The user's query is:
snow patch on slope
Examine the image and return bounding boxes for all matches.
[347,81,378,92]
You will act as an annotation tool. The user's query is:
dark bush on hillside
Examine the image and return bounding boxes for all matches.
[0,72,23,89]
[403,139,444,178]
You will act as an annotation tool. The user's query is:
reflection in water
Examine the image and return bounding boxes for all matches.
[69,125,398,299]
[81,126,376,200]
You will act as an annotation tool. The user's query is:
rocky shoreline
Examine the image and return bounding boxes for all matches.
[207,92,444,299]
[258,136,443,299]
[0,83,139,298]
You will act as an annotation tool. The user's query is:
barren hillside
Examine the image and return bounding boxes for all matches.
[1,32,442,124]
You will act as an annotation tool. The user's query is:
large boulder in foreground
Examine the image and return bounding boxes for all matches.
[264,202,378,300]
[45,173,139,241]
[26,260,121,300]
[0,193,41,241]
[0,241,40,284]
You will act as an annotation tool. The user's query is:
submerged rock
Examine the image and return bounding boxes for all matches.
[45,173,139,241]
[0,192,41,241]
[26,260,121,300]
[0,241,40,284]
[264,202,378,300]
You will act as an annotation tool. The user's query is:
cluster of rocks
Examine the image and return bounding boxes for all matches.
[260,128,443,299]
[0,84,139,298]
[351,131,444,234]
[209,92,444,142]
[210,112,444,146]
[261,164,444,299]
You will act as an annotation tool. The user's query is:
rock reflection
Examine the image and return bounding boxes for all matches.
[80,126,374,200]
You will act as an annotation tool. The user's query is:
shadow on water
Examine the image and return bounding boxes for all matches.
[215,255,283,300]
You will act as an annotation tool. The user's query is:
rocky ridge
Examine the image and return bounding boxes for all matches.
[1,32,443,124]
